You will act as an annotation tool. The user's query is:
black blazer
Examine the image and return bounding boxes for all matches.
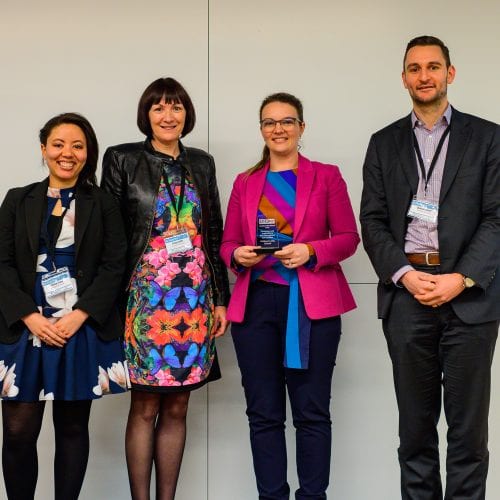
[0,179,127,344]
[360,108,500,324]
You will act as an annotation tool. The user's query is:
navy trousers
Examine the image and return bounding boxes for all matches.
[383,284,498,500]
[232,281,341,500]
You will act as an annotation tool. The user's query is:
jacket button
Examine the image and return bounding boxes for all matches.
[77,270,84,278]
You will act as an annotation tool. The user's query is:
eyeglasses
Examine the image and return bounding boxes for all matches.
[260,117,302,131]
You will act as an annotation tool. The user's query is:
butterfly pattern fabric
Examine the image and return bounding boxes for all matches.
[125,162,216,388]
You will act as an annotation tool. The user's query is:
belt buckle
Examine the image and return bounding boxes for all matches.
[425,252,437,265]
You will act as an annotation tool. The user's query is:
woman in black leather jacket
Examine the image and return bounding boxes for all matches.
[101,77,230,500]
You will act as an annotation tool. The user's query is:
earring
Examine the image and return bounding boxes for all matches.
[298,138,303,151]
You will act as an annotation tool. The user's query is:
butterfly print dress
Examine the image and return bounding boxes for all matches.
[125,160,220,391]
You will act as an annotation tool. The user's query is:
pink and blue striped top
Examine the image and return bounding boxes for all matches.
[252,169,297,285]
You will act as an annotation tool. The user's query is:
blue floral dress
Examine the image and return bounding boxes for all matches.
[125,160,220,391]
[0,187,128,401]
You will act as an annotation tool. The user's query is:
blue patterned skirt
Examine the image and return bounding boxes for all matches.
[0,326,128,401]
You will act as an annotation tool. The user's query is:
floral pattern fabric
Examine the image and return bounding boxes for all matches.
[0,187,129,401]
[125,162,217,389]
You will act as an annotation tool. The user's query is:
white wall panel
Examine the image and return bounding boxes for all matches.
[0,0,211,194]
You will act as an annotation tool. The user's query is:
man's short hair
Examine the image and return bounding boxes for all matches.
[404,35,451,68]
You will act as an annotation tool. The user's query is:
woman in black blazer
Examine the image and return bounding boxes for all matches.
[0,113,128,500]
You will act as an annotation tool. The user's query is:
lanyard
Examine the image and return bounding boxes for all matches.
[42,198,72,271]
[164,167,186,224]
[412,124,450,194]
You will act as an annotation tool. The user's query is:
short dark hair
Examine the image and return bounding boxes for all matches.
[39,112,98,188]
[404,35,451,69]
[137,77,196,139]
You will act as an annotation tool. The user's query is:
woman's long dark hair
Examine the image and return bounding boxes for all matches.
[39,112,98,188]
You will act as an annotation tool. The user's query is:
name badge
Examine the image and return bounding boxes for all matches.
[256,218,280,253]
[41,267,74,298]
[407,198,439,223]
[164,228,193,255]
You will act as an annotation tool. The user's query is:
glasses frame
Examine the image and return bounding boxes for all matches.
[259,117,303,131]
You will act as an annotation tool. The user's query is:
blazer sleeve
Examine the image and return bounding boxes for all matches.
[453,124,500,290]
[73,193,127,326]
[360,135,411,283]
[220,174,245,273]
[0,189,39,326]
[307,166,360,270]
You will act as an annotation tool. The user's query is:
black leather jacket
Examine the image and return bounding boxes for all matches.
[101,140,230,307]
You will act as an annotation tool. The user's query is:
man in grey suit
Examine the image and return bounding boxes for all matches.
[360,35,499,499]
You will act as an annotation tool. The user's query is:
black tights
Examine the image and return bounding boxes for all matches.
[2,400,92,500]
[125,390,191,500]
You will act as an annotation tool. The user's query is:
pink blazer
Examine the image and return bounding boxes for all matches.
[220,154,360,323]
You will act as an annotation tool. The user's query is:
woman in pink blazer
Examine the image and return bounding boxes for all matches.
[220,92,359,500]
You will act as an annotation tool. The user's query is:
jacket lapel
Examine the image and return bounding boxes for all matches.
[294,155,315,236]
[24,179,48,259]
[245,165,268,243]
[74,187,94,257]
[439,109,471,204]
[393,114,419,195]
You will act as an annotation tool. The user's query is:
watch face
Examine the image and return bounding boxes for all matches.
[464,276,475,288]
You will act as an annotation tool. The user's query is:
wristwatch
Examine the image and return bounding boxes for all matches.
[462,275,476,288]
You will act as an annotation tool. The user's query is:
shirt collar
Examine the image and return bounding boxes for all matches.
[412,104,452,130]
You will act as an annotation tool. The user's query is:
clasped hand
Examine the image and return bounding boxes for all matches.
[401,271,464,307]
[22,309,89,347]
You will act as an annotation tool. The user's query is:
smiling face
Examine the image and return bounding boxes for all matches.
[148,98,186,153]
[402,44,455,108]
[41,123,87,188]
[260,101,305,160]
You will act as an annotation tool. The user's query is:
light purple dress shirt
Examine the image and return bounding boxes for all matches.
[392,105,452,284]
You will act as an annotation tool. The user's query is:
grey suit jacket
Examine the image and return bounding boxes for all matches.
[360,108,500,323]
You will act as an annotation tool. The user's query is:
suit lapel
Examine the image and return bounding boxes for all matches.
[294,155,315,236]
[440,109,471,204]
[74,187,94,258]
[245,166,268,243]
[394,114,419,195]
[24,179,48,259]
